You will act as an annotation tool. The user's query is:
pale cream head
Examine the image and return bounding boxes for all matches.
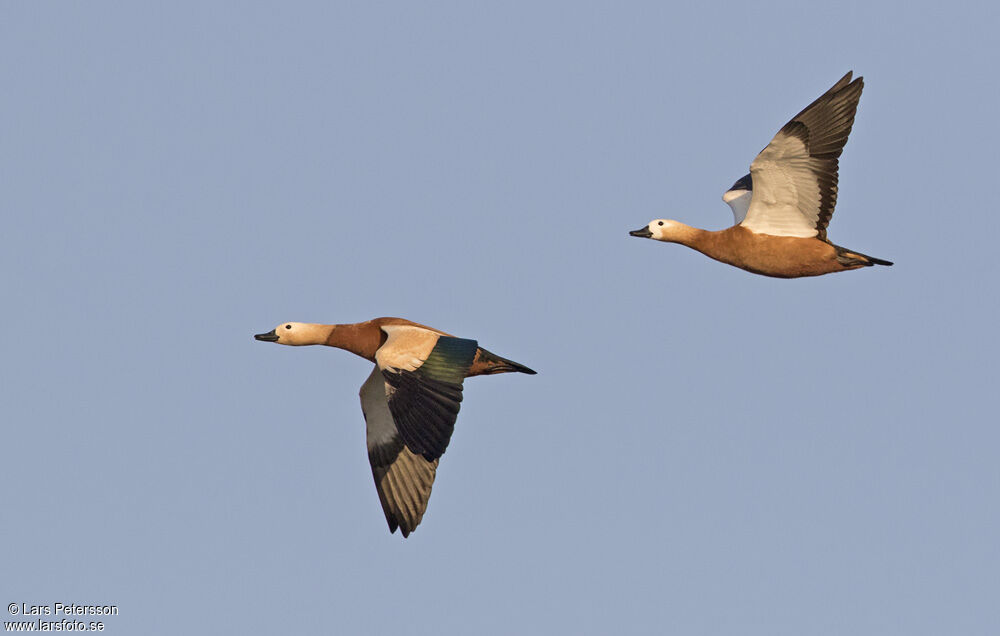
[254,322,331,346]
[629,219,688,242]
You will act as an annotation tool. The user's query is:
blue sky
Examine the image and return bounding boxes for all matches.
[2,2,998,634]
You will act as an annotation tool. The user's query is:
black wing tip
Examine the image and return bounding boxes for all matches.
[388,521,415,538]
[728,173,753,192]
[833,70,862,87]
[834,71,864,95]
[809,71,863,110]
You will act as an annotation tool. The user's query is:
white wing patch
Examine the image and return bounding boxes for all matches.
[375,325,440,372]
[722,189,752,224]
[740,132,821,238]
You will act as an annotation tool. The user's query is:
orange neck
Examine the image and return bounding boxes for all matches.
[324,322,383,362]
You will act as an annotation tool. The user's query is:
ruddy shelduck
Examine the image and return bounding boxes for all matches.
[254,317,535,537]
[630,72,892,278]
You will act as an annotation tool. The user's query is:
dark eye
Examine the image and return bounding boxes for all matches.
[285,325,292,330]
[658,221,664,226]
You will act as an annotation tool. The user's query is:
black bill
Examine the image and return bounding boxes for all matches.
[254,329,279,342]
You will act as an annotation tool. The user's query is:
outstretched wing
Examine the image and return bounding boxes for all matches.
[360,366,438,537]
[741,72,864,239]
[359,325,478,536]
[375,325,478,461]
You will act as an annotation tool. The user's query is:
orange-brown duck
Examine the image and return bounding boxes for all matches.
[630,72,892,278]
[254,317,535,537]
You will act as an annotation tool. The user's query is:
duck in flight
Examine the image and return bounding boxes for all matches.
[254,317,535,537]
[630,72,892,278]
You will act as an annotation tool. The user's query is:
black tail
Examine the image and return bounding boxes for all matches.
[497,358,537,375]
[865,254,894,267]
[834,244,893,268]
[474,347,537,375]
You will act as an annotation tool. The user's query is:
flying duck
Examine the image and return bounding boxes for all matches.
[630,72,892,278]
[254,317,535,537]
